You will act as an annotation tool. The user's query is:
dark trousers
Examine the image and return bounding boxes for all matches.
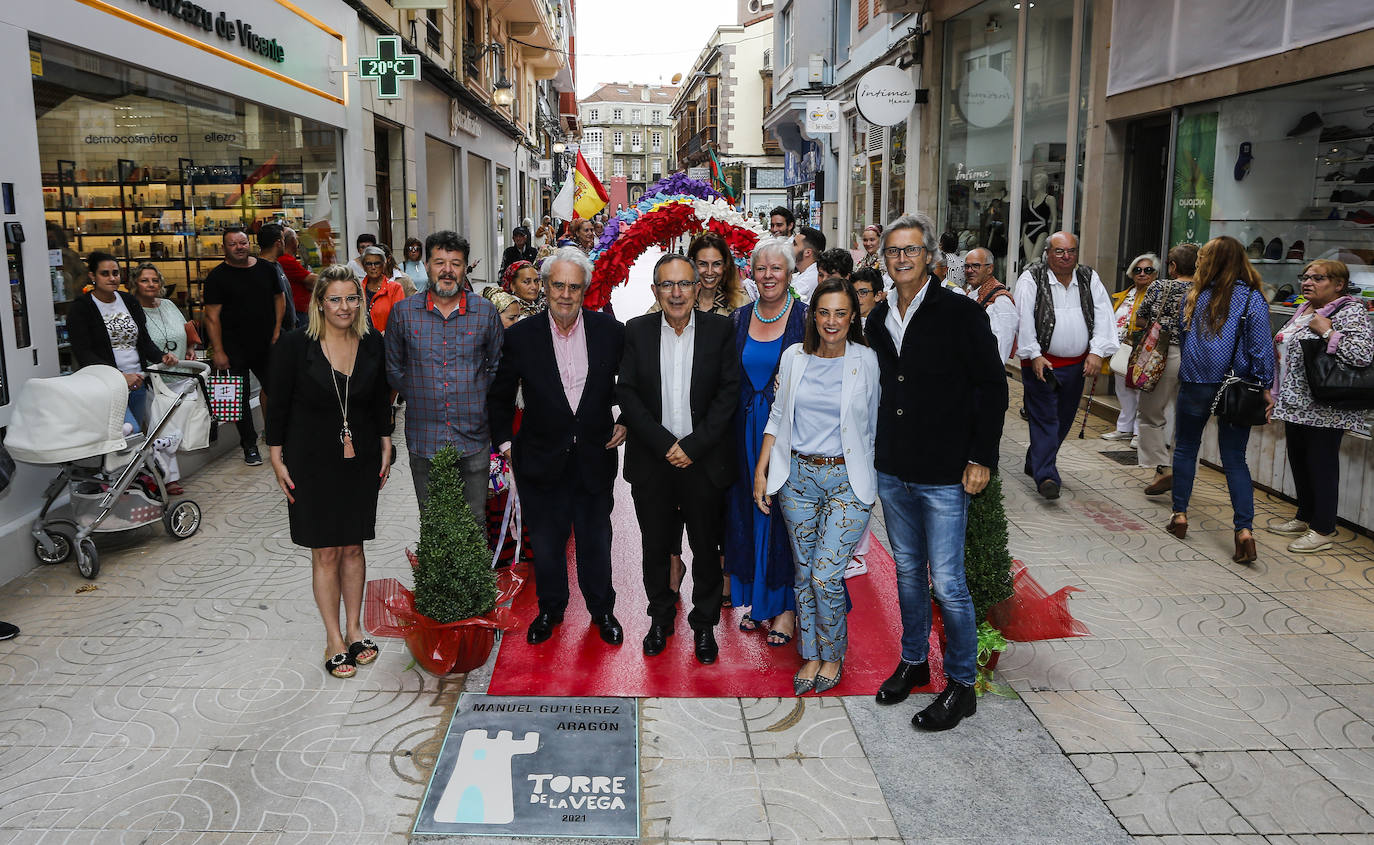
[1285,421,1344,535]
[230,350,272,448]
[1021,361,1085,486]
[632,466,724,631]
[520,468,616,618]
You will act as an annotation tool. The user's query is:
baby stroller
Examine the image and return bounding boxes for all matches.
[8,363,212,578]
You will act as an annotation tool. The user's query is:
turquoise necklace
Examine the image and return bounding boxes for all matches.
[753,292,792,324]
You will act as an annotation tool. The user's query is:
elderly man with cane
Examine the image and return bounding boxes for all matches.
[1013,232,1117,499]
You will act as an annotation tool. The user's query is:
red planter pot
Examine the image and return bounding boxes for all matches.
[404,622,496,675]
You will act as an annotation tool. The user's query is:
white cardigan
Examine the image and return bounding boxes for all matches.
[763,341,881,504]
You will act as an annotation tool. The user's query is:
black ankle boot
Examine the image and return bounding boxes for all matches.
[875,660,930,705]
[912,681,976,731]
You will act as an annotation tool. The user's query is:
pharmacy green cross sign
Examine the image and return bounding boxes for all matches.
[359,36,420,99]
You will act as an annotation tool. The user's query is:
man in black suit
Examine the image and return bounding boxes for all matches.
[489,246,627,647]
[617,254,739,664]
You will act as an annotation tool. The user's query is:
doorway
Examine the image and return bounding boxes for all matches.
[1119,115,1172,287]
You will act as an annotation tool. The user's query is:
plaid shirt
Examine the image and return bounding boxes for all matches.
[385,290,504,459]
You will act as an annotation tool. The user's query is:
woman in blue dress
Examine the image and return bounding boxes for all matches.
[724,238,808,645]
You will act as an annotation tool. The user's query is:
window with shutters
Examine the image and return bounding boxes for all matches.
[857,0,869,31]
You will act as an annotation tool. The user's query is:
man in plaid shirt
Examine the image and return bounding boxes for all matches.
[385,231,504,523]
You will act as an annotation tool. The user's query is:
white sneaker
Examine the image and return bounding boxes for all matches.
[844,556,868,579]
[1268,518,1309,536]
[1100,430,1133,441]
[1130,435,1139,449]
[1287,529,1336,554]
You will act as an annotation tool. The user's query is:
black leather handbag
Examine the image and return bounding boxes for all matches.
[1210,291,1270,427]
[1300,335,1374,410]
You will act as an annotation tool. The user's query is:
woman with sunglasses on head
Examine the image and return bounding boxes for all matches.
[267,265,393,679]
[1268,259,1374,553]
[1102,253,1161,445]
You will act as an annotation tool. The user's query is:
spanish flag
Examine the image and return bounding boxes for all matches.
[572,150,609,219]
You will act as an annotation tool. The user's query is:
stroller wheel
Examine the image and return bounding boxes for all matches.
[75,538,99,580]
[35,532,73,565]
[164,500,202,540]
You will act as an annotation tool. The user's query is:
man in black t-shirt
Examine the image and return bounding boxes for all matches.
[204,228,286,465]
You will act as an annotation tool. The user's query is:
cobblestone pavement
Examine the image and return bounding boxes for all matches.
[0,260,1371,843]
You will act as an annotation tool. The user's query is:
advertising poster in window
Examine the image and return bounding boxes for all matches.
[1171,112,1218,247]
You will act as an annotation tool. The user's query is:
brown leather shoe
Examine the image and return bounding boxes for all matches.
[1166,513,1187,539]
[1144,473,1173,496]
[1232,531,1258,564]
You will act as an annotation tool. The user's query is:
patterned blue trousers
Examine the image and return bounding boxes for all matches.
[778,456,871,662]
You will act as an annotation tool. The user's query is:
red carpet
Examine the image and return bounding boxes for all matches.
[487,486,947,698]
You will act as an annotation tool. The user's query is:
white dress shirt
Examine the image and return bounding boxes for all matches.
[792,263,819,302]
[986,295,1019,364]
[884,278,932,356]
[1013,267,1118,360]
[659,311,695,439]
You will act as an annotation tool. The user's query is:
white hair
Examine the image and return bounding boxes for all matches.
[540,246,594,286]
[750,237,795,275]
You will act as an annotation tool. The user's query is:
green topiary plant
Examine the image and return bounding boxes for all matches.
[964,474,1015,623]
[412,445,497,623]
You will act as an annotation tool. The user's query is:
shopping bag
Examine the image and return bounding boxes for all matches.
[1108,342,1133,377]
[148,362,216,450]
[1125,322,1170,391]
[207,371,244,423]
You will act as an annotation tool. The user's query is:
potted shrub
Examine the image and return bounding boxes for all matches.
[963,474,1015,686]
[386,446,522,674]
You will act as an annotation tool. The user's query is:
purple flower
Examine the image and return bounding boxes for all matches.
[644,172,722,202]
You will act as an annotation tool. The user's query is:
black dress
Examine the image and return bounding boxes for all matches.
[266,329,393,548]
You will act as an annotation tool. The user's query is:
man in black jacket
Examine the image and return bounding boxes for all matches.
[865,212,1008,731]
[489,246,627,647]
[617,254,739,664]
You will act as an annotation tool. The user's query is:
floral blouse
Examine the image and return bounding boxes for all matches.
[1135,278,1192,338]
[1272,296,1374,430]
[857,251,881,272]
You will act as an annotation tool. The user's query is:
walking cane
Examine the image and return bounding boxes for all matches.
[1077,367,1100,439]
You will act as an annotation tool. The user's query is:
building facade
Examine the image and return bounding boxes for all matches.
[578,84,678,210]
[671,11,785,219]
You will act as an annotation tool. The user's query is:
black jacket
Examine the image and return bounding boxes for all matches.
[500,245,537,275]
[865,282,1008,484]
[67,291,165,371]
[617,311,739,489]
[488,309,626,492]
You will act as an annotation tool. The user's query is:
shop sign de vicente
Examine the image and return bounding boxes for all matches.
[133,0,286,63]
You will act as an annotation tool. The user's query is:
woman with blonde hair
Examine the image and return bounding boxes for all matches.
[1167,236,1275,564]
[267,265,394,678]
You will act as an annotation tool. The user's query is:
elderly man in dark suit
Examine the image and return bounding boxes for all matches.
[489,246,627,647]
[618,254,739,664]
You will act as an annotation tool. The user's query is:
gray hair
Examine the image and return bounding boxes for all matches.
[1126,252,1162,282]
[282,226,298,247]
[540,246,594,287]
[882,212,938,263]
[361,245,387,260]
[750,237,795,276]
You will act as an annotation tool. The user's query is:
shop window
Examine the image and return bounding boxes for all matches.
[33,40,342,373]
[849,116,867,235]
[887,121,907,221]
[496,166,509,255]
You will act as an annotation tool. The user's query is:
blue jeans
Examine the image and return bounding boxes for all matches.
[876,472,977,686]
[1171,381,1255,531]
[125,383,148,433]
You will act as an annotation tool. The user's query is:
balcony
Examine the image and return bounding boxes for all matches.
[631,145,643,153]
[613,144,624,153]
[504,0,558,49]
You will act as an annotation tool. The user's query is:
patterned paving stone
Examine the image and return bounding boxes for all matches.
[641,697,750,760]
[1296,748,1374,816]
[1250,634,1374,685]
[1272,588,1374,633]
[755,756,899,841]
[1019,689,1172,753]
[1120,686,1282,752]
[1224,685,1374,749]
[742,697,865,759]
[641,757,769,840]
[1071,752,1256,835]
[1184,750,1374,834]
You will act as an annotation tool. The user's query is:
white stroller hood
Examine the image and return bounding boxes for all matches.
[8,365,130,464]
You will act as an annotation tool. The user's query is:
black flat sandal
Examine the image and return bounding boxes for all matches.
[348,638,379,666]
[326,651,357,679]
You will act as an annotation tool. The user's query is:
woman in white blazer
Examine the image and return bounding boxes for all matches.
[753,278,880,695]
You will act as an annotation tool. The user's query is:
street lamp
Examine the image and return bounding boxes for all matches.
[552,140,566,154]
[466,41,513,107]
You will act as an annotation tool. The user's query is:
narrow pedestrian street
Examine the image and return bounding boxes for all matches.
[0,255,1371,844]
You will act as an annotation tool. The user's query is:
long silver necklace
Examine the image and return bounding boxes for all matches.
[323,335,358,460]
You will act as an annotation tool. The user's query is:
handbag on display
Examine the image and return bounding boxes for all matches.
[1126,322,1171,391]
[1300,336,1374,410]
[1209,292,1270,427]
[206,370,244,423]
[1108,342,1134,377]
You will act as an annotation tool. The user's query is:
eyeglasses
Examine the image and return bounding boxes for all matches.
[654,280,699,291]
[853,288,874,296]
[1131,266,1157,275]
[1050,248,1079,257]
[1297,273,1330,283]
[361,261,384,268]
[964,262,989,270]
[882,245,926,258]
[324,295,363,306]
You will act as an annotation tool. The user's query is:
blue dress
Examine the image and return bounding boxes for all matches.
[723,302,808,621]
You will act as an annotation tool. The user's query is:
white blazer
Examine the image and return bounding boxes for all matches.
[763,341,881,504]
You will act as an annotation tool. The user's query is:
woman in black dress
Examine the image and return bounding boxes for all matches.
[267,265,393,679]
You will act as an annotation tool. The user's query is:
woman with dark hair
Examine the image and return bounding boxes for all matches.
[401,237,429,292]
[67,252,179,431]
[1134,243,1197,495]
[500,226,537,274]
[267,265,393,679]
[1269,259,1374,553]
[753,277,879,694]
[1167,235,1275,564]
[689,232,753,314]
[500,259,545,317]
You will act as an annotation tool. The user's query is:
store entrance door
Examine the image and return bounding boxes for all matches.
[1119,115,1172,282]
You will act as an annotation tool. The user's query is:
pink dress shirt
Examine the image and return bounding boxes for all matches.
[550,310,588,413]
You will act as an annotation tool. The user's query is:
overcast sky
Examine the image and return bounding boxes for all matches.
[574,0,739,98]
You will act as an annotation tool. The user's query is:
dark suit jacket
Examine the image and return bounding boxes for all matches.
[617,310,739,489]
[865,282,1009,485]
[67,291,165,371]
[488,309,626,492]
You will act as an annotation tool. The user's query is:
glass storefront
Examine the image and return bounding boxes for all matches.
[34,39,342,372]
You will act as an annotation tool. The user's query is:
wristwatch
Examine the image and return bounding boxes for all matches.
[1320,327,1334,340]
